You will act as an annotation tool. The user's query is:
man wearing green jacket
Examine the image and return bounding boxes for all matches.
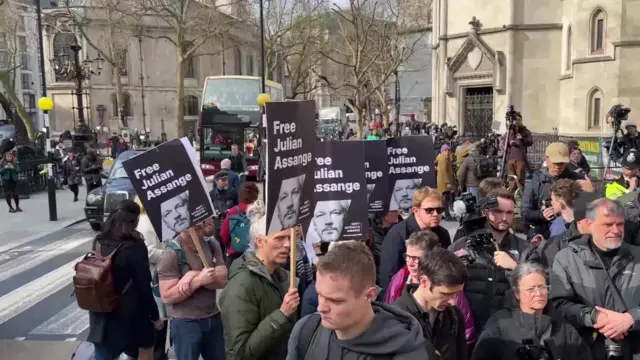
[221,200,299,360]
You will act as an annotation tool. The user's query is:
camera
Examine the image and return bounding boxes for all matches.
[516,339,551,360]
[464,231,496,264]
[452,194,498,243]
[506,104,520,128]
[604,339,623,359]
[609,104,631,126]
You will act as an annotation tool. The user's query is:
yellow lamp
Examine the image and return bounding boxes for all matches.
[257,93,271,107]
[38,97,54,112]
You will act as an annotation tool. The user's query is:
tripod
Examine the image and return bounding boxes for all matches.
[603,119,625,181]
[499,116,517,190]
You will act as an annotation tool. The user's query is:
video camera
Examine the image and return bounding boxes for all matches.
[609,104,631,129]
[452,193,499,254]
[516,339,552,360]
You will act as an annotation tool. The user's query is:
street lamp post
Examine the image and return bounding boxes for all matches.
[37,97,56,221]
[256,92,271,194]
[50,39,104,134]
[258,0,266,93]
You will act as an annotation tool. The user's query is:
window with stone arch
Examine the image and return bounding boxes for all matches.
[565,25,572,71]
[246,54,254,76]
[184,95,200,116]
[235,48,242,75]
[587,87,603,129]
[110,92,132,118]
[52,32,77,82]
[590,8,606,54]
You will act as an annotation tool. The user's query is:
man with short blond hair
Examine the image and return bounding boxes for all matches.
[380,186,452,291]
[287,242,432,360]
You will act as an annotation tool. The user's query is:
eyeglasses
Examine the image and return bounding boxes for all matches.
[420,207,445,215]
[522,285,550,295]
[402,253,421,264]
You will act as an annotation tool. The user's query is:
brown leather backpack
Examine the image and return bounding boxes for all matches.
[73,242,131,312]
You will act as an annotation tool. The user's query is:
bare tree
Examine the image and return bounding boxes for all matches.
[133,0,244,137]
[65,0,136,129]
[316,0,422,137]
[0,0,38,140]
[254,0,328,98]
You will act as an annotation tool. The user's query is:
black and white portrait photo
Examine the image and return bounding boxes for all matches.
[161,190,190,240]
[268,174,306,233]
[389,178,422,212]
[305,200,351,244]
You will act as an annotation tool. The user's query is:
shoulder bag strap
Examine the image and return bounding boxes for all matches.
[296,314,322,359]
[592,245,629,310]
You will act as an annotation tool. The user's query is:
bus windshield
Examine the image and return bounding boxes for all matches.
[201,126,260,160]
[202,77,284,111]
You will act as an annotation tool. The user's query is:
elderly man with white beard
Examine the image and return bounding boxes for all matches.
[551,198,640,360]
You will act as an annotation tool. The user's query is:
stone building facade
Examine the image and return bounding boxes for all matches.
[431,0,640,136]
[41,5,270,140]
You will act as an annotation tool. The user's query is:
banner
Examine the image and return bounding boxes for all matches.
[123,137,214,241]
[386,136,436,212]
[265,100,316,234]
[306,140,369,244]
[364,140,390,213]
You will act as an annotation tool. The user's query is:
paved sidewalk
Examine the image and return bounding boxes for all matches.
[0,189,86,245]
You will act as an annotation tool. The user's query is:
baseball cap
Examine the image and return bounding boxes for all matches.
[573,191,600,222]
[621,149,640,170]
[545,142,570,163]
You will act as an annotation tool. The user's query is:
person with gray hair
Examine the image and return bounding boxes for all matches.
[550,197,640,359]
[220,158,241,192]
[472,261,591,360]
[220,200,299,360]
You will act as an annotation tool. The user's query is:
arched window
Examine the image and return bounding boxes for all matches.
[52,32,77,82]
[181,41,197,79]
[587,87,603,129]
[110,92,132,117]
[590,8,606,54]
[565,25,572,71]
[246,54,254,76]
[184,95,200,116]
[235,48,242,75]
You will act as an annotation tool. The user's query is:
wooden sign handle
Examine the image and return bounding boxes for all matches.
[188,227,211,268]
[289,227,297,289]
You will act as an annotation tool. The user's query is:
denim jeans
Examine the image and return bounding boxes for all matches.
[467,186,480,201]
[170,314,226,360]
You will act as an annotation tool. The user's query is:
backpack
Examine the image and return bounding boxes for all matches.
[151,239,217,297]
[73,243,131,313]
[474,157,494,180]
[296,314,392,360]
[229,206,251,253]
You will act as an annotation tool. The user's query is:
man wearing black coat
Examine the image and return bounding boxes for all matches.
[379,187,452,291]
[208,170,238,241]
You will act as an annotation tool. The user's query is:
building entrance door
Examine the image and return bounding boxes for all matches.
[463,87,493,138]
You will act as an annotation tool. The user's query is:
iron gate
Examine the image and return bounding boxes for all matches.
[463,87,493,139]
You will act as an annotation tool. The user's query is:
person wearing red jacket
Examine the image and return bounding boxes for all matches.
[220,182,260,265]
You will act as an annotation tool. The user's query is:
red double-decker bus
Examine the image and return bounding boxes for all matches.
[198,75,284,178]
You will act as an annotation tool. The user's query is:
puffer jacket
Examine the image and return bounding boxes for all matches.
[384,266,477,346]
[472,309,592,360]
[457,150,482,188]
[550,236,640,359]
[522,167,584,239]
[220,251,297,360]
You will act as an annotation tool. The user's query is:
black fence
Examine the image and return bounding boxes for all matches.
[0,158,50,198]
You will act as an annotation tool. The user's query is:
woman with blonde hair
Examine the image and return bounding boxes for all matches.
[134,196,168,360]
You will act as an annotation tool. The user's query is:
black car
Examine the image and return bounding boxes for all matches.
[84,150,143,231]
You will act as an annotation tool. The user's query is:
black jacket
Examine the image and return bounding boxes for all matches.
[394,284,466,360]
[379,215,451,290]
[229,152,247,174]
[87,238,160,353]
[209,187,238,220]
[623,134,640,153]
[525,221,582,268]
[522,168,584,239]
[472,309,592,360]
[370,214,399,286]
[450,232,530,333]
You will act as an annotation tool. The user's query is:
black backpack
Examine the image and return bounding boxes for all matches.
[474,157,494,180]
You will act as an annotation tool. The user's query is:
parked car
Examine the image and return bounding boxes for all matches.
[84,150,142,231]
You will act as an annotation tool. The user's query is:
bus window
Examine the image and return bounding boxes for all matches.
[244,128,260,157]
[201,126,243,160]
[203,78,261,110]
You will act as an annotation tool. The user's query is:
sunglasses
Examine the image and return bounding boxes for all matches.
[420,207,445,215]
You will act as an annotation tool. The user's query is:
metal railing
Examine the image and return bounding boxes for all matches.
[0,158,51,198]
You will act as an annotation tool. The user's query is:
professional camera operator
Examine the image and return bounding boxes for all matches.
[450,188,531,333]
[550,198,640,360]
[622,121,640,153]
[605,149,640,200]
[501,112,533,190]
[522,142,592,240]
